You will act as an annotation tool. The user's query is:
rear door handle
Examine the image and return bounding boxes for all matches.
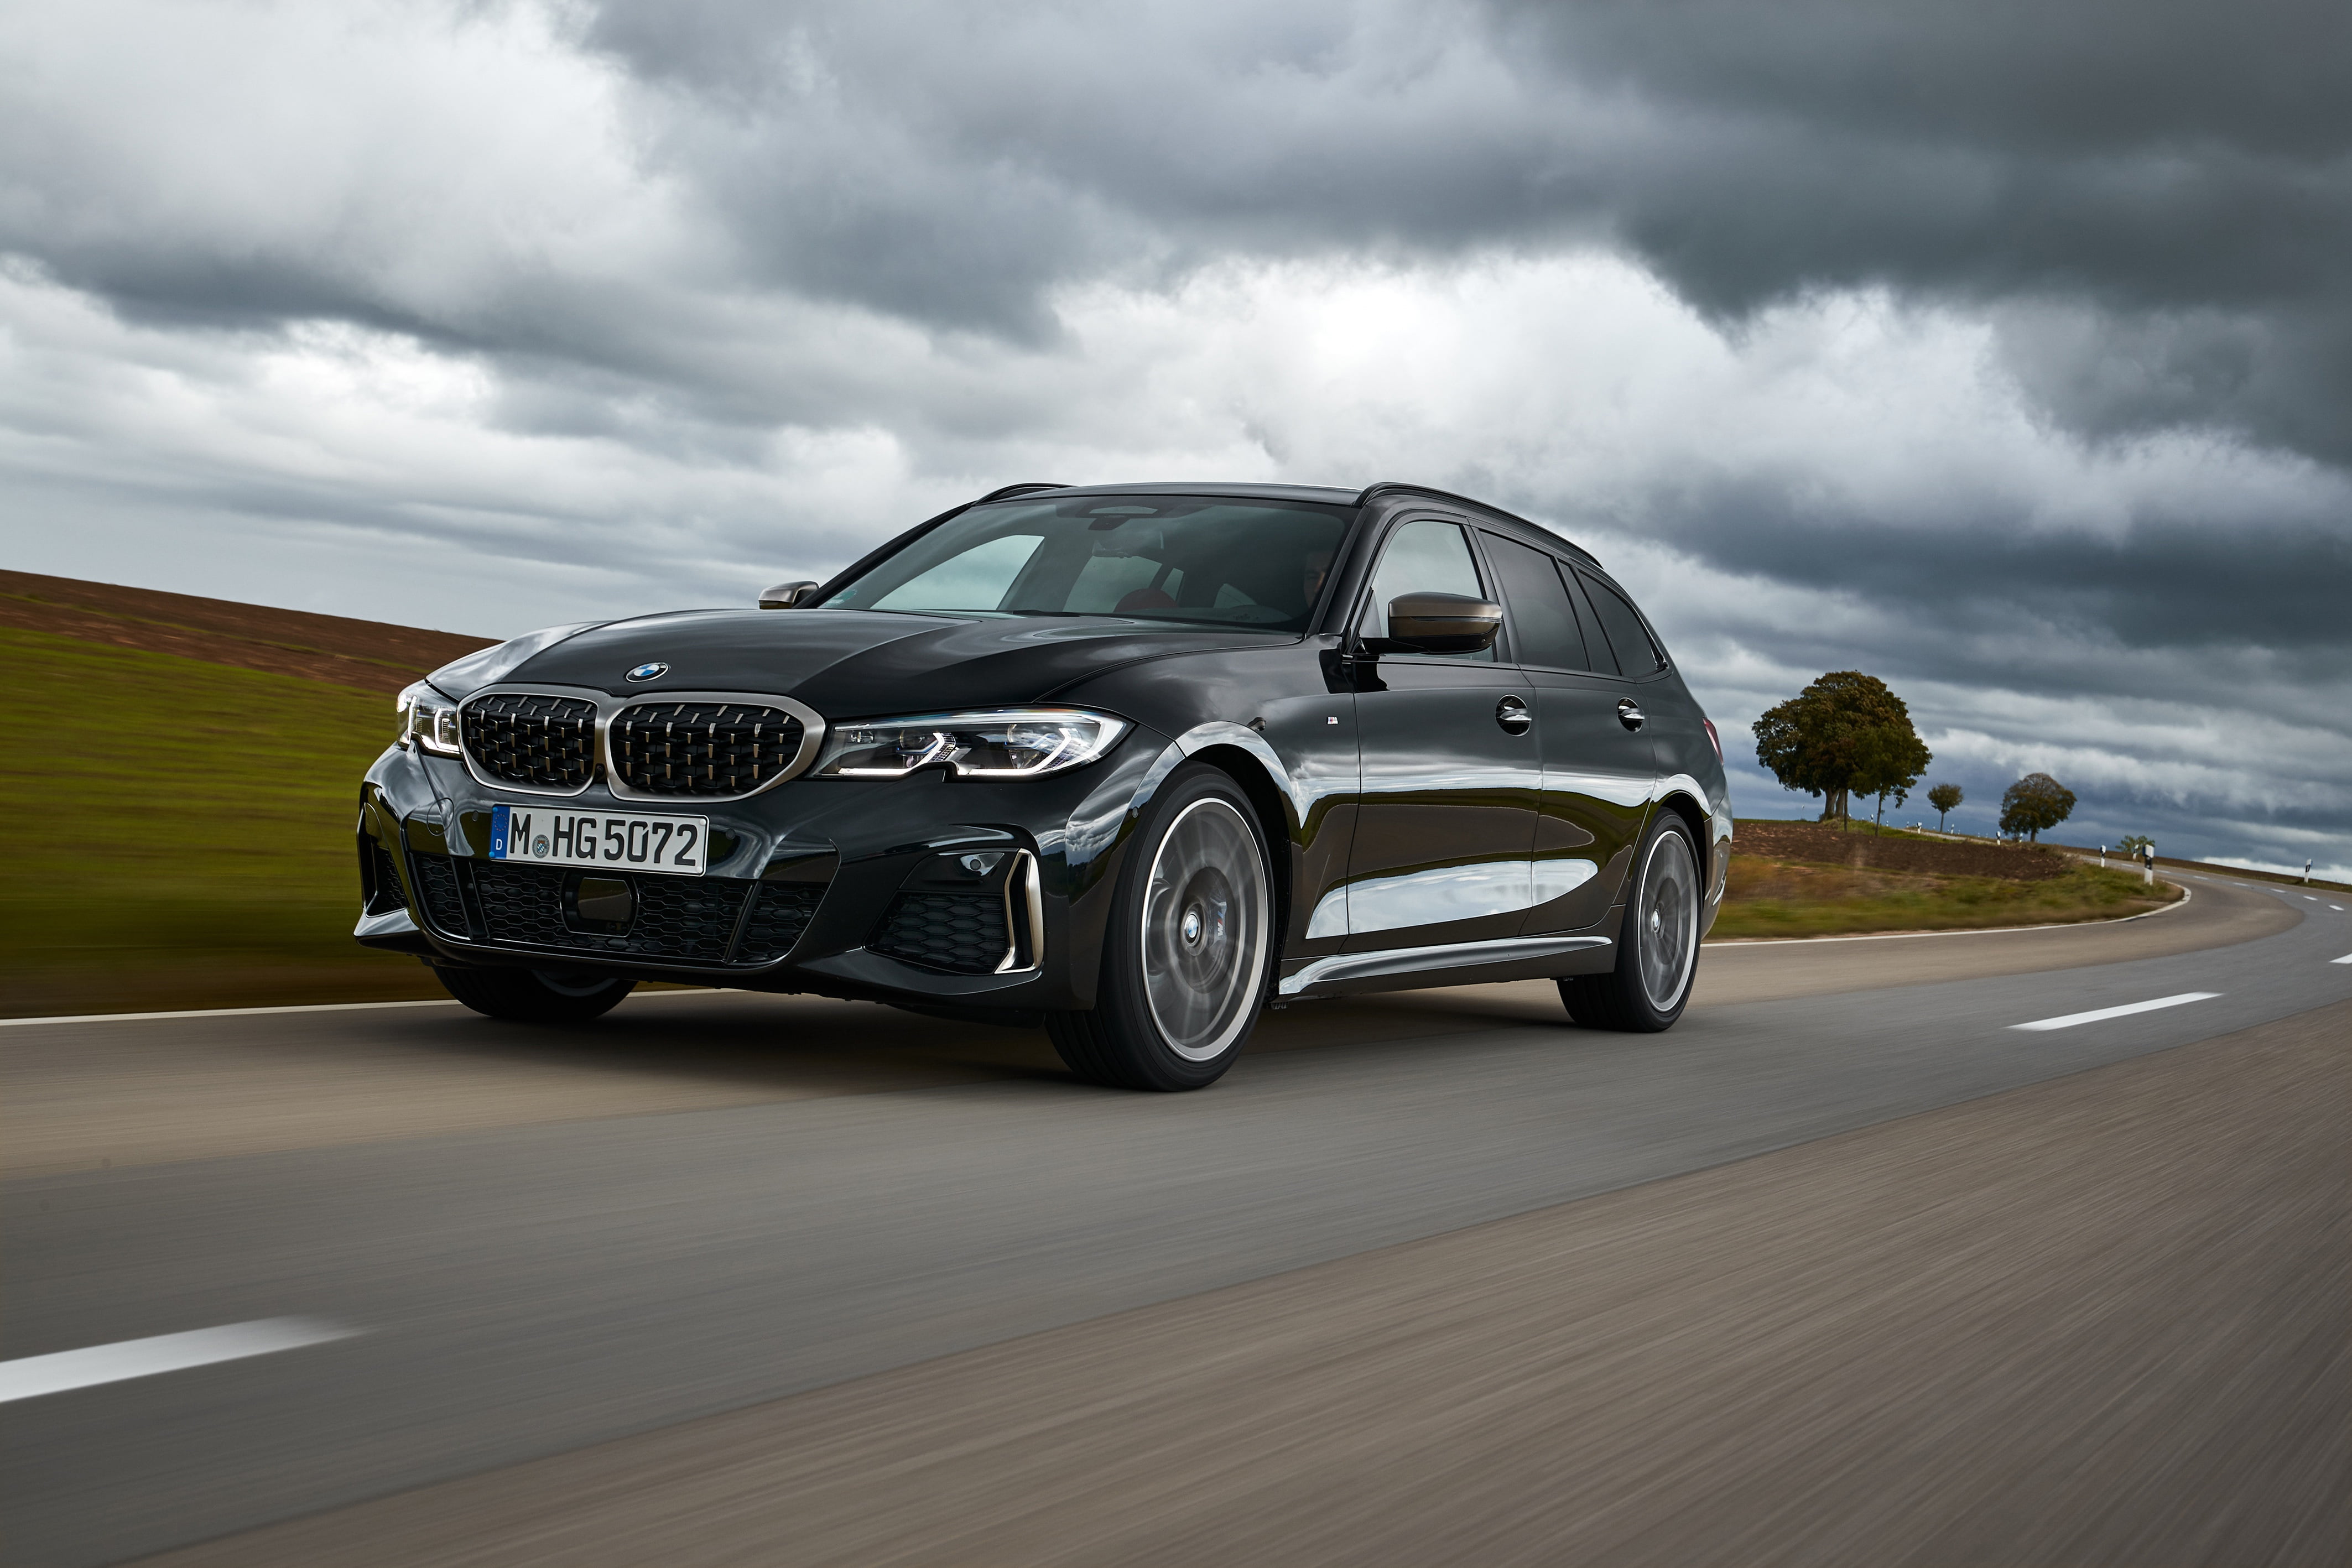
[1617,698,1645,731]
[1496,695,1533,735]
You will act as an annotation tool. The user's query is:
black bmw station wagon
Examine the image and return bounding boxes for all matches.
[358,482,1730,1090]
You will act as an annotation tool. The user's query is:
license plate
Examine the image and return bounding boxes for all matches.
[490,804,709,877]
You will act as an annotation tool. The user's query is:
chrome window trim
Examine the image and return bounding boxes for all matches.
[454,684,828,803]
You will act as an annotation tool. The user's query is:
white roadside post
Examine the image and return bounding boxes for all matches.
[2143,843,2156,887]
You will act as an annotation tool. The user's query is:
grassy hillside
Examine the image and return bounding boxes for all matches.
[0,626,443,1017]
[1711,821,2178,940]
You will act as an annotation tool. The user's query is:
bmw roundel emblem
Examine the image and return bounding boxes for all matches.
[625,661,668,682]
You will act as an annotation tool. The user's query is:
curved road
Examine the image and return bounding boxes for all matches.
[3,871,2345,1565]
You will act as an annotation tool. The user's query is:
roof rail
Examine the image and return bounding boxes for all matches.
[973,482,1069,503]
[1353,481,1600,566]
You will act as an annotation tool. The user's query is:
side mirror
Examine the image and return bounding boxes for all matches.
[759,580,820,610]
[1364,592,1502,655]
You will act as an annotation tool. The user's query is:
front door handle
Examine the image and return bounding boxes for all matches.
[1617,698,1645,731]
[1496,695,1533,735]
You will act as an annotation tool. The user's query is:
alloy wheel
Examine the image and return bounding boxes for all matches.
[1635,829,1700,1013]
[1139,798,1269,1060]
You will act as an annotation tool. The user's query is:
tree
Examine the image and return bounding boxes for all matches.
[1753,671,1933,825]
[2118,834,2153,858]
[1927,782,1963,830]
[1999,773,2077,842]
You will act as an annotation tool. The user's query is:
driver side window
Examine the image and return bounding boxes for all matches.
[1361,519,1496,661]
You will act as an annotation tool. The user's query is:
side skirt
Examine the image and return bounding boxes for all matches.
[1278,931,1616,998]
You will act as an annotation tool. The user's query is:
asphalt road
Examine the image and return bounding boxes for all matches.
[3,871,2345,1566]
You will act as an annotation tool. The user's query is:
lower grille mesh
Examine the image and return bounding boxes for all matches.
[736,884,823,964]
[871,892,1009,974]
[403,854,830,967]
[474,863,746,962]
[412,854,468,934]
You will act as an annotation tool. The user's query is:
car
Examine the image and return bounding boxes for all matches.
[356,481,1732,1090]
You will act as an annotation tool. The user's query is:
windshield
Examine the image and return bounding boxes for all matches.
[820,496,1353,632]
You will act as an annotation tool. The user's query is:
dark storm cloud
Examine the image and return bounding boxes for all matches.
[1636,482,2352,661]
[11,0,2348,461]
[561,0,2352,460]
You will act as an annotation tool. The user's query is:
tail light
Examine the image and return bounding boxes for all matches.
[1702,718,1723,762]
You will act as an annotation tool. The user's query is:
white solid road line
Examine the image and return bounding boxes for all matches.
[2011,992,2223,1032]
[2333,955,2352,965]
[0,1000,461,1029]
[0,989,725,1029]
[0,1319,361,1404]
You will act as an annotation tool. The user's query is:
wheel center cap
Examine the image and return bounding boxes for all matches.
[1182,906,1204,945]
[1649,908,1662,935]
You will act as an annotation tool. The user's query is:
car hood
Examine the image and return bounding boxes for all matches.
[481,608,1288,715]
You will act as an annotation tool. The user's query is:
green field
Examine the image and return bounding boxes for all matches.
[1709,850,2176,940]
[1,626,441,1017]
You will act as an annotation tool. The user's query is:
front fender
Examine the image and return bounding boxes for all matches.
[1054,721,1310,1005]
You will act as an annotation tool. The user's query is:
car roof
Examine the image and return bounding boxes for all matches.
[1010,481,1365,505]
[977,480,1604,570]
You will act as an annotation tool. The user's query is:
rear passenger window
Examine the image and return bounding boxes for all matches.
[1480,533,1591,670]
[1577,571,1667,675]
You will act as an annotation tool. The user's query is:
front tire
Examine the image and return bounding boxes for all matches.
[434,965,637,1024]
[1048,765,1274,1091]
[1560,813,1701,1032]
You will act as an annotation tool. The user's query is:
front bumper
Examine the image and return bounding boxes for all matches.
[355,728,1169,1012]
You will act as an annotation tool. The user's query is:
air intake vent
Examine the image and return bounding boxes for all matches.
[364,839,407,916]
[462,693,598,790]
[871,891,1011,974]
[410,853,468,935]
[734,883,823,964]
[611,701,805,798]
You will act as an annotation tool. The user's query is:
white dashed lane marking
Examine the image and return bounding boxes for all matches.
[2011,992,2223,1032]
[0,1320,361,1403]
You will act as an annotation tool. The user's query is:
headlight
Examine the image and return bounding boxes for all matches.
[396,681,462,757]
[813,709,1127,779]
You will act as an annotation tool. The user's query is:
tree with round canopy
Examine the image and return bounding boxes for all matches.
[1753,671,1933,826]
[2000,772,2077,843]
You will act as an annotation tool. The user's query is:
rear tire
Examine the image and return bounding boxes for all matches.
[1047,764,1274,1091]
[1559,813,1701,1032]
[434,965,637,1024]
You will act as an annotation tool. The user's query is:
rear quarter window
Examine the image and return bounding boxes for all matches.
[1578,571,1668,675]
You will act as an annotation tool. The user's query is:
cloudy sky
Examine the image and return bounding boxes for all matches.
[3,0,2347,872]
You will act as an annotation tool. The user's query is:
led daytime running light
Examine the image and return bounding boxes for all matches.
[815,709,1125,780]
[396,681,463,757]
